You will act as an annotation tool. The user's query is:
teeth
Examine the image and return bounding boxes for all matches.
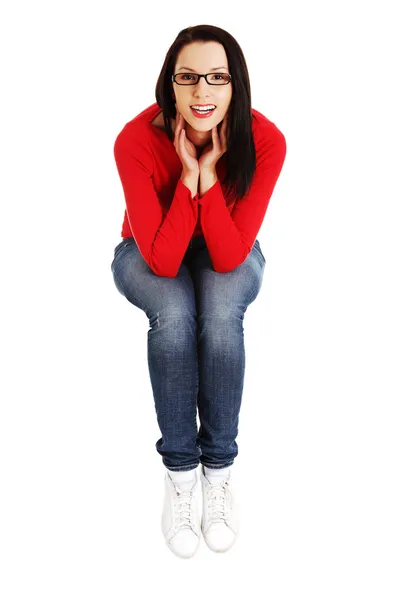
[191,105,216,111]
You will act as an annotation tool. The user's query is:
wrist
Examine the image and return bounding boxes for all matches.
[180,171,199,199]
[200,166,216,176]
[199,168,218,197]
[181,168,200,180]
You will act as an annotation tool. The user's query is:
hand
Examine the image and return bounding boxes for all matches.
[173,107,199,175]
[198,112,229,172]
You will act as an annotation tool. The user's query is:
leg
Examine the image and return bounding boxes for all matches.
[110,237,201,472]
[188,238,266,469]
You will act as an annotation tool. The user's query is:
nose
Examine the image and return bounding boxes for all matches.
[194,76,211,99]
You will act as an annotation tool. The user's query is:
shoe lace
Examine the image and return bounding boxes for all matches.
[207,480,233,524]
[172,486,195,530]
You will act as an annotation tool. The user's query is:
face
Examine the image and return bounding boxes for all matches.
[172,41,232,137]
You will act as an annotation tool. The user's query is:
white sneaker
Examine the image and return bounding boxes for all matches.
[161,468,201,558]
[200,464,239,552]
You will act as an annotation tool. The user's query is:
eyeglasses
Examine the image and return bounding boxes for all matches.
[171,72,232,86]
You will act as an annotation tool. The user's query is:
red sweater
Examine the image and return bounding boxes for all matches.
[114,102,286,277]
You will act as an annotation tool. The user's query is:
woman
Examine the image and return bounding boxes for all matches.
[111,24,286,558]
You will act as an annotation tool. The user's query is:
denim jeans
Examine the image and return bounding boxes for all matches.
[110,234,266,472]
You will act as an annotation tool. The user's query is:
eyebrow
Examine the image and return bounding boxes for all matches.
[177,66,228,72]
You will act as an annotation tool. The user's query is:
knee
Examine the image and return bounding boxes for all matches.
[149,307,198,347]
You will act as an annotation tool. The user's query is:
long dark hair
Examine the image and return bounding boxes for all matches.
[154,24,256,201]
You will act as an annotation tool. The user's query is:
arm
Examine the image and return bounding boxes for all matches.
[114,128,199,278]
[197,123,287,272]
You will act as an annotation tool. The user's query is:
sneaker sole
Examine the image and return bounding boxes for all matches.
[164,531,201,559]
[201,518,239,553]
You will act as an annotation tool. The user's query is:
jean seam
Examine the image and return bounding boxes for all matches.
[165,463,199,471]
[200,461,234,469]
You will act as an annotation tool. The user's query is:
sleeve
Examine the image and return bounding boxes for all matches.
[196,123,287,272]
[113,127,199,278]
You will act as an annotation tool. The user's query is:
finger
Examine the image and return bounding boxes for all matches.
[212,125,220,147]
[222,114,228,133]
[175,111,182,142]
[177,113,185,138]
[223,116,228,137]
[180,128,188,156]
[222,115,228,147]
[178,127,185,157]
[180,129,195,168]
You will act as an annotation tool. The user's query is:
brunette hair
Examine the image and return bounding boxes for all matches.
[154,24,256,201]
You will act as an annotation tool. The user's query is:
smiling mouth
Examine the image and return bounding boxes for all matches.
[190,106,217,117]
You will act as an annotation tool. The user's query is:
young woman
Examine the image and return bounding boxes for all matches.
[111,24,286,558]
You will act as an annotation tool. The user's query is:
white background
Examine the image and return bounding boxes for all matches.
[1,0,399,597]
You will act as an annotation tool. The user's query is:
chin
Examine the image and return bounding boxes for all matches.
[190,118,217,129]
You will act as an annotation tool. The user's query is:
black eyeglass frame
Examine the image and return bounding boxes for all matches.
[171,73,232,85]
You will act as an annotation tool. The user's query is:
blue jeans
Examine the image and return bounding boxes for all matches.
[110,234,266,472]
